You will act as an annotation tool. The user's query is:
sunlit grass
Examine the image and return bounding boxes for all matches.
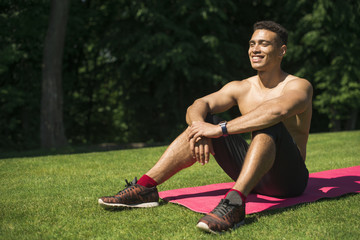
[0,131,359,239]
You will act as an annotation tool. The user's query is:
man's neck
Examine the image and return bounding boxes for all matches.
[257,68,286,89]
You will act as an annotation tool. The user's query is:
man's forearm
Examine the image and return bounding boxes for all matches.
[226,81,312,135]
[227,101,286,134]
[186,99,211,126]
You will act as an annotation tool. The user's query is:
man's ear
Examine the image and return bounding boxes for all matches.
[280,45,287,56]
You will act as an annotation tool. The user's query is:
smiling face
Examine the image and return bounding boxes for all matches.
[248,29,286,71]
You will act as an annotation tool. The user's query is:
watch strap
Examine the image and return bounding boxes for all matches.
[219,121,229,137]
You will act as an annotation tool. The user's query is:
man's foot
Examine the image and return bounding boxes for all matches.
[98,177,159,209]
[196,192,245,234]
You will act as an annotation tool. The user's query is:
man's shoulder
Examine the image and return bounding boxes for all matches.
[220,78,253,98]
[284,75,313,91]
[282,75,313,104]
[224,76,255,88]
[285,75,311,85]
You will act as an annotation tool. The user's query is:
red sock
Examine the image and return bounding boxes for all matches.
[224,189,247,203]
[137,175,158,188]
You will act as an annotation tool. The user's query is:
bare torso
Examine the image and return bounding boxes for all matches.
[235,75,312,160]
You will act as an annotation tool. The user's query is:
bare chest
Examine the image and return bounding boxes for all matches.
[237,85,285,114]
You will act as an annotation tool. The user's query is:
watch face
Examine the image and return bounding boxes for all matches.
[219,121,227,126]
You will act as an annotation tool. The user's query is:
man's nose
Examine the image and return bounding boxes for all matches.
[252,44,261,52]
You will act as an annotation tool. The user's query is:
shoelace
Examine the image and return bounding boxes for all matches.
[116,177,138,195]
[211,199,239,216]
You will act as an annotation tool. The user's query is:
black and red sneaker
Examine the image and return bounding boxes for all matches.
[196,198,245,234]
[98,177,159,209]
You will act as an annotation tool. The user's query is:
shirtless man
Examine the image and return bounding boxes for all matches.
[99,21,313,234]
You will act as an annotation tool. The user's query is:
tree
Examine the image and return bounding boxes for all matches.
[0,1,49,150]
[96,0,257,142]
[40,0,69,148]
[1,0,359,151]
[288,0,360,131]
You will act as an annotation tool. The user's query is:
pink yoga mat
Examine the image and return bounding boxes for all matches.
[159,165,360,214]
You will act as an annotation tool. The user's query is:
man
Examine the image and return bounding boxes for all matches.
[99,21,313,234]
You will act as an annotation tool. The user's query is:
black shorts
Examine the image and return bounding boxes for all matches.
[206,114,309,197]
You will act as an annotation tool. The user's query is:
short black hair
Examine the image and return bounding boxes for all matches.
[253,21,288,46]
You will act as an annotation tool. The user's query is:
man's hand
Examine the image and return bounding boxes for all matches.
[188,135,215,165]
[186,123,219,165]
[188,121,223,141]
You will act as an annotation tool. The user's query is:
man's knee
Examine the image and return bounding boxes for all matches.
[252,122,284,142]
[205,114,222,125]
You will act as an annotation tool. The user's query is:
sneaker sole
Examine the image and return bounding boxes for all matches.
[98,199,159,209]
[196,220,245,234]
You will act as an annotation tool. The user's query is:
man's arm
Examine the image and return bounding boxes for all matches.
[186,81,244,125]
[185,81,247,165]
[188,78,313,139]
[185,99,210,126]
[226,79,313,134]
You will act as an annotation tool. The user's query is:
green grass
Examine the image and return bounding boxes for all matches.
[1,131,359,239]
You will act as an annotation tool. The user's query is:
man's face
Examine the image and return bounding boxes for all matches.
[248,29,285,71]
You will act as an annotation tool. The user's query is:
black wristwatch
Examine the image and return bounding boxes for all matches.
[219,121,229,137]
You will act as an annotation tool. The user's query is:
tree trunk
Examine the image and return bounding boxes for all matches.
[40,0,69,148]
[329,108,342,132]
[345,109,358,130]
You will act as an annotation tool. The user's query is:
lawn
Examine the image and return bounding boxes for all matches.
[1,131,359,239]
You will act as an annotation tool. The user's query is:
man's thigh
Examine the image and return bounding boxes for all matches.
[205,114,249,181]
[206,116,308,197]
[252,123,309,197]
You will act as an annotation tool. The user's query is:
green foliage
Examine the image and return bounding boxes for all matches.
[1,0,359,150]
[0,1,49,149]
[103,0,255,143]
[62,0,257,145]
[288,0,360,130]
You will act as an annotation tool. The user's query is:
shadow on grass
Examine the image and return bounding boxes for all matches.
[98,193,358,235]
[0,142,168,159]
[245,193,358,225]
[0,133,252,160]
[97,200,168,213]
